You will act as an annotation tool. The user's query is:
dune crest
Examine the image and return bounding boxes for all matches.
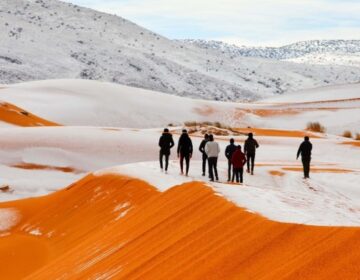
[0,174,360,279]
[0,102,59,127]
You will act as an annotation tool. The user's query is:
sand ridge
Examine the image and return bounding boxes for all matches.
[0,102,60,127]
[0,174,360,279]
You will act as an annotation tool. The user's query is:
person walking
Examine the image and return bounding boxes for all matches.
[225,138,237,182]
[199,134,209,176]
[177,129,193,176]
[205,134,220,182]
[244,133,259,175]
[231,145,247,184]
[297,136,313,179]
[158,128,175,173]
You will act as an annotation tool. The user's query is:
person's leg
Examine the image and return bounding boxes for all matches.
[202,153,207,176]
[302,159,307,178]
[180,154,184,174]
[214,157,219,181]
[208,158,211,178]
[185,154,190,175]
[246,154,250,173]
[159,152,163,170]
[235,168,239,183]
[227,160,231,181]
[165,154,169,171]
[208,157,214,181]
[304,159,310,178]
[308,158,311,178]
[251,154,255,174]
[240,168,243,183]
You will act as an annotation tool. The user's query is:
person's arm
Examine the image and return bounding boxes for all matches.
[189,139,193,157]
[225,146,229,159]
[159,136,162,148]
[255,140,259,149]
[244,141,248,154]
[199,141,205,153]
[296,143,302,160]
[217,143,221,155]
[177,138,181,156]
[205,142,209,156]
[170,136,175,149]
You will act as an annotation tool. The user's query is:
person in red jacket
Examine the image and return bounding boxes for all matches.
[231,145,247,184]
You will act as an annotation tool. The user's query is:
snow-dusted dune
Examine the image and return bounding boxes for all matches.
[0,79,359,135]
[0,79,240,128]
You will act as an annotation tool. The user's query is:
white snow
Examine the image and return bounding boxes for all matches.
[0,80,358,227]
[96,160,360,226]
[1,0,360,101]
[29,228,42,236]
[0,79,359,136]
[0,208,20,231]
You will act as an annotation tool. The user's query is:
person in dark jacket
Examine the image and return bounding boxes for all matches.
[177,129,193,176]
[297,136,313,179]
[231,145,247,184]
[199,134,209,176]
[158,128,175,172]
[244,133,259,175]
[225,138,237,182]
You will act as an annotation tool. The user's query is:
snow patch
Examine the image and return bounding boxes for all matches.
[0,208,20,231]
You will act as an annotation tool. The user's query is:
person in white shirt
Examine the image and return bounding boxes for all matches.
[205,134,220,182]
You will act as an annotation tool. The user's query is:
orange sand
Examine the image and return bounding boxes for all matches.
[12,163,80,173]
[283,167,355,173]
[269,170,286,176]
[235,127,321,138]
[240,107,339,118]
[0,102,59,126]
[342,141,360,148]
[1,175,360,279]
[193,105,217,116]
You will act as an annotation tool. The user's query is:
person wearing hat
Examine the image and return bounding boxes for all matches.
[244,132,259,175]
[177,129,193,176]
[297,136,313,179]
[158,128,175,173]
[199,134,209,176]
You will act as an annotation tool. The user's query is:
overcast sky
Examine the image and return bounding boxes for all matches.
[62,0,360,46]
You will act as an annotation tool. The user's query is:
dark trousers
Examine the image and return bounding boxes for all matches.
[202,153,208,175]
[180,154,190,175]
[208,157,218,181]
[302,158,311,178]
[247,153,255,172]
[233,167,244,183]
[160,152,169,171]
[227,159,234,181]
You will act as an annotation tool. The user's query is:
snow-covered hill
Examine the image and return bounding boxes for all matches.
[183,39,360,60]
[1,0,360,101]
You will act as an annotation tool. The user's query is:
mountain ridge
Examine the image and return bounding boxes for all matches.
[1,0,360,101]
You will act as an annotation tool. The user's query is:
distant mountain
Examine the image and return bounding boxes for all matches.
[1,0,360,101]
[181,39,360,60]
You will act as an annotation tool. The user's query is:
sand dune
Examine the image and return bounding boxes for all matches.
[0,102,59,127]
[0,174,360,279]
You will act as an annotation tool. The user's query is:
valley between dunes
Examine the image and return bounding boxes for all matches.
[0,80,360,279]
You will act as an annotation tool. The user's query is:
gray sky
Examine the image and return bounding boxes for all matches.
[62,0,360,46]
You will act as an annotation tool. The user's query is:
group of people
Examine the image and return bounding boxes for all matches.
[158,128,261,184]
[159,128,314,182]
